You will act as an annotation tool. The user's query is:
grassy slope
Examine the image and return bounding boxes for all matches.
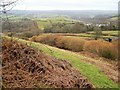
[89,31,119,37]
[39,33,115,39]
[102,31,119,36]
[36,17,80,30]
[5,36,118,88]
[37,20,49,30]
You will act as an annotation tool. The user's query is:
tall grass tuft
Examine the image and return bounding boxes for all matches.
[30,35,118,60]
[84,40,118,60]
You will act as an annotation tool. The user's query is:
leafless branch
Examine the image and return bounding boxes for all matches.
[0,0,19,38]
[0,0,18,7]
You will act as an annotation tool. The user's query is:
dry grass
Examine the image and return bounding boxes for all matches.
[30,35,118,60]
[84,40,118,60]
[112,39,119,60]
[56,36,85,51]
[30,35,86,52]
[30,34,57,46]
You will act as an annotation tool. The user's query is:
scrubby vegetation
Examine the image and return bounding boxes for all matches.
[3,18,39,33]
[84,40,118,60]
[2,18,42,39]
[30,34,118,60]
[30,35,86,52]
[44,22,88,33]
[5,36,118,88]
[2,39,93,88]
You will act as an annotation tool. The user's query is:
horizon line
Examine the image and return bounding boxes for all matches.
[12,9,118,11]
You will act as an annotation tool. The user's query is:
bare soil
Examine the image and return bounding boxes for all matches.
[1,39,93,88]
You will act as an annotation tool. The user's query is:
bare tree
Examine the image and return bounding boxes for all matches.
[0,0,19,36]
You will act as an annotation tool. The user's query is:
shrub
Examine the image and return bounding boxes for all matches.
[112,39,119,60]
[84,40,117,60]
[30,35,86,52]
[84,41,98,53]
[55,36,67,49]
[98,43,115,59]
[30,34,118,60]
[65,37,85,51]
[23,32,34,38]
[93,27,102,40]
[29,36,38,41]
[30,34,57,46]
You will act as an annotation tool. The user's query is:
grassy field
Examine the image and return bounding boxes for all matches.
[68,33,115,38]
[38,33,115,39]
[37,20,50,30]
[36,17,80,30]
[89,31,119,37]
[102,31,119,36]
[4,36,119,88]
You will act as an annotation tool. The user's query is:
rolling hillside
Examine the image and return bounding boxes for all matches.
[2,39,93,88]
[3,36,119,88]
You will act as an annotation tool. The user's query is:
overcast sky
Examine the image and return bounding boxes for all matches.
[13,0,119,10]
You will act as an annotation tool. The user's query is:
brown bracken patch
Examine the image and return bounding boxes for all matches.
[1,39,93,88]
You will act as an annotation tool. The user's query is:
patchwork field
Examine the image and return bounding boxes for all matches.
[36,17,80,30]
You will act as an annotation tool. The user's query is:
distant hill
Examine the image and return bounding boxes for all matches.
[8,10,117,24]
[10,10,117,19]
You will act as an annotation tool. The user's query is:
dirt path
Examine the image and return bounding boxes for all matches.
[77,52,119,84]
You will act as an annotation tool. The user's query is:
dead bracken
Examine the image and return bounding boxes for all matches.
[1,39,93,88]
